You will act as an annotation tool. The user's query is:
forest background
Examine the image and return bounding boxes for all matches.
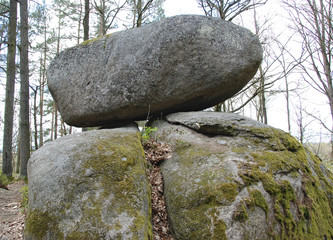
[0,0,332,178]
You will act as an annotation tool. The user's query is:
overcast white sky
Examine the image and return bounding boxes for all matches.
[164,0,203,16]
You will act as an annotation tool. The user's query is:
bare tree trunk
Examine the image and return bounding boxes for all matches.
[39,62,44,147]
[136,0,154,27]
[63,121,67,136]
[258,65,267,124]
[132,0,137,28]
[52,13,62,138]
[84,0,89,40]
[77,0,83,44]
[283,61,291,133]
[54,102,58,139]
[253,3,267,124]
[32,87,38,150]
[51,102,54,141]
[19,0,30,178]
[97,0,106,36]
[60,118,64,137]
[136,0,142,27]
[298,103,304,144]
[16,134,20,174]
[39,25,47,147]
[2,0,17,177]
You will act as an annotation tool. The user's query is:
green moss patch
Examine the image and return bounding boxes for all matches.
[155,122,333,240]
[25,131,152,240]
[236,131,333,239]
[233,201,249,222]
[79,33,112,46]
[247,189,268,215]
[25,209,64,240]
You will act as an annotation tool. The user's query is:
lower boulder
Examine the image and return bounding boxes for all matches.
[24,127,152,240]
[152,112,333,240]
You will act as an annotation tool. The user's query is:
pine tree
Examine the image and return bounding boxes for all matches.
[19,0,30,178]
[2,0,17,177]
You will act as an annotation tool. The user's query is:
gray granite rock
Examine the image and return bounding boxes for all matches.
[47,15,262,127]
[24,128,152,239]
[166,111,270,136]
[150,112,333,240]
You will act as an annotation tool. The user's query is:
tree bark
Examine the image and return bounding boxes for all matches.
[258,65,267,124]
[19,0,30,178]
[77,0,83,43]
[97,0,106,36]
[2,0,17,177]
[32,87,38,150]
[16,134,20,174]
[39,25,47,148]
[283,56,291,133]
[54,102,58,139]
[84,0,89,40]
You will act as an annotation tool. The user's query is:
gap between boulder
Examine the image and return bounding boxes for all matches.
[142,140,174,240]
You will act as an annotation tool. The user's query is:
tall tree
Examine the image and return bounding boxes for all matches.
[2,0,17,177]
[252,3,267,123]
[30,86,39,149]
[19,0,30,178]
[127,0,165,28]
[94,0,126,36]
[0,0,10,74]
[39,20,48,148]
[284,0,333,156]
[84,0,90,40]
[273,38,301,134]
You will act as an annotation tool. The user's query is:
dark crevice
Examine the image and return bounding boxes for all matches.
[142,140,174,240]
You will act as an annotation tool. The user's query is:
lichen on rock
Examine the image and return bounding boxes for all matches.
[151,112,333,240]
[25,127,152,240]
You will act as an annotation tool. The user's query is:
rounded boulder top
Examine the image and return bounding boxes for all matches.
[47,15,263,127]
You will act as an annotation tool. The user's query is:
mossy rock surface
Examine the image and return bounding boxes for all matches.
[25,127,152,240]
[152,112,333,240]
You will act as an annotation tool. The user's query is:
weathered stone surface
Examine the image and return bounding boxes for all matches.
[47,15,262,127]
[24,127,152,239]
[151,112,333,240]
[166,111,271,136]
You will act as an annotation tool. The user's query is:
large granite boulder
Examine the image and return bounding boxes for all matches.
[24,127,152,239]
[47,15,262,127]
[151,112,333,240]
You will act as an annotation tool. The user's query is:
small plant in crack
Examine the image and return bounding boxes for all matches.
[141,126,158,142]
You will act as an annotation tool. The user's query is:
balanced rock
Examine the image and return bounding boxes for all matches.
[151,112,333,240]
[24,127,152,239]
[47,15,262,127]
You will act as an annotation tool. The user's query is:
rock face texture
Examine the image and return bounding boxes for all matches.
[151,112,333,240]
[24,127,152,239]
[47,15,262,127]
